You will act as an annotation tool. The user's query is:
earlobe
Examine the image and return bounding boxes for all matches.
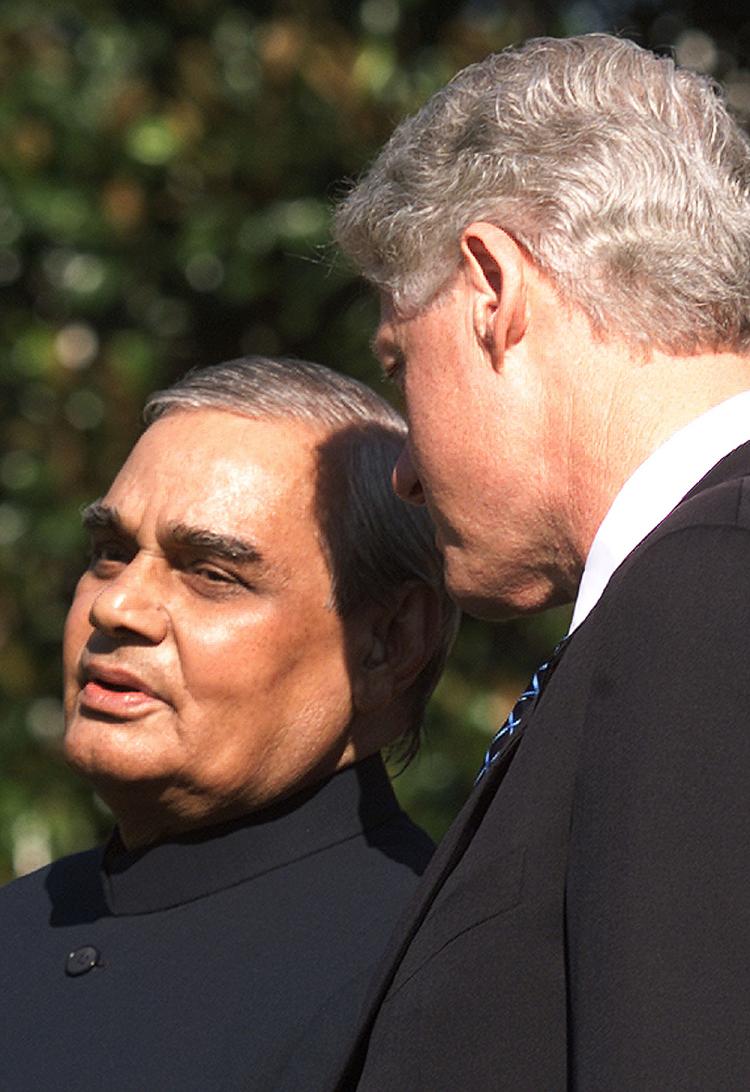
[460,222,528,366]
[363,635,386,669]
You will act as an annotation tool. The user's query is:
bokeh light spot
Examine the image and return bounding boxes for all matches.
[0,504,28,546]
[185,252,224,291]
[64,389,105,430]
[127,117,182,166]
[675,30,718,73]
[27,696,64,741]
[360,0,400,37]
[0,451,39,491]
[55,322,99,370]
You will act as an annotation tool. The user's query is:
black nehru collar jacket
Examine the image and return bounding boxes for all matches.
[0,755,434,1092]
[101,753,419,913]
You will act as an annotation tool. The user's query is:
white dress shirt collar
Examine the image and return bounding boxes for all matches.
[570,390,750,633]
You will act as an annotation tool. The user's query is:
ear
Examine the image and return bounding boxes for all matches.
[459,221,528,368]
[351,582,444,718]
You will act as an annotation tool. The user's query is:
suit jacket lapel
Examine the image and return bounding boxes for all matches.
[336,440,750,1089]
[680,439,750,502]
[335,727,526,1089]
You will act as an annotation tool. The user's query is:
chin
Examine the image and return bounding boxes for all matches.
[441,553,508,619]
[451,588,522,621]
[63,718,165,787]
[445,558,568,621]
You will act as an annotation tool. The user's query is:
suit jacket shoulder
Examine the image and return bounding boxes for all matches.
[345,447,750,1092]
[567,460,750,1089]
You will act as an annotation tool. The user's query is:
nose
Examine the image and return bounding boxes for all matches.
[392,443,426,506]
[88,557,169,644]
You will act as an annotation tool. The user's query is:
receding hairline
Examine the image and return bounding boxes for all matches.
[143,355,406,435]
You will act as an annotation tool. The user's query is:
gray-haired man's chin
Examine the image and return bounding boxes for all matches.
[446,573,570,622]
[444,581,516,622]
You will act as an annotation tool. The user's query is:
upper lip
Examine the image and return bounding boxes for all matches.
[80,661,162,700]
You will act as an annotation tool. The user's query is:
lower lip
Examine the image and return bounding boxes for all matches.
[79,681,163,718]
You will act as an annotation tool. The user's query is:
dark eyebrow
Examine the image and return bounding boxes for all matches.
[81,501,126,534]
[168,523,264,566]
[81,504,264,567]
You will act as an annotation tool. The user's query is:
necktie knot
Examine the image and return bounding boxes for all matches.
[476,635,570,783]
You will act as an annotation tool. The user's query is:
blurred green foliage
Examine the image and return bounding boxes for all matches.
[2,0,749,881]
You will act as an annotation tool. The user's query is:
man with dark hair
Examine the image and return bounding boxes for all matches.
[333,33,750,1089]
[0,356,459,1091]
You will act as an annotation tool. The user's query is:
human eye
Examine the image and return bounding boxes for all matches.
[182,559,250,597]
[383,350,406,389]
[87,539,132,576]
[194,563,234,584]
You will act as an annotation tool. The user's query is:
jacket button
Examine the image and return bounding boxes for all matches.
[65,945,100,977]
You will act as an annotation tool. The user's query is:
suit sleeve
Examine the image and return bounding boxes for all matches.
[567,522,750,1091]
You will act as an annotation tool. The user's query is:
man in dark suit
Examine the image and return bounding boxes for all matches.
[0,356,459,1091]
[333,34,750,1089]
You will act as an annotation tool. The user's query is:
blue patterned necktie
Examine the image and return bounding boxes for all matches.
[476,635,570,783]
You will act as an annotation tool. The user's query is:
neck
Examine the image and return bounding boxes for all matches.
[93,778,251,851]
[565,345,750,566]
[93,747,371,852]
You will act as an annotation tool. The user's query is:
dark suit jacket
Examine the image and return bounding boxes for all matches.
[337,443,750,1091]
[0,756,433,1091]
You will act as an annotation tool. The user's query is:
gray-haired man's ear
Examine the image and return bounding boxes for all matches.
[460,221,529,365]
[351,582,443,723]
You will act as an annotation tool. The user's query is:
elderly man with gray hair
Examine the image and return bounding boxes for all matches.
[0,356,459,1091]
[332,33,750,1091]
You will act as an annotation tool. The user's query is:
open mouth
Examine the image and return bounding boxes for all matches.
[78,667,161,716]
[94,680,135,693]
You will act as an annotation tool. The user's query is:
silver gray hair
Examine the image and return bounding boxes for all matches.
[144,356,460,761]
[334,33,750,354]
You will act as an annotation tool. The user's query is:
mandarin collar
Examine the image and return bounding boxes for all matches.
[100,755,400,916]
